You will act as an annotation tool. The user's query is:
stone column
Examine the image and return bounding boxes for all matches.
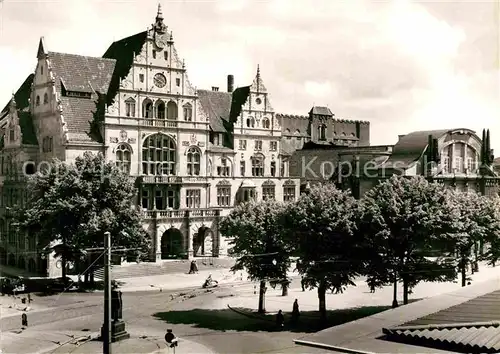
[185,210,193,259]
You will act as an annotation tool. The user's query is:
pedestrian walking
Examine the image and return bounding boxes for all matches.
[276,310,284,329]
[301,277,305,292]
[21,313,28,328]
[27,293,32,303]
[291,299,300,324]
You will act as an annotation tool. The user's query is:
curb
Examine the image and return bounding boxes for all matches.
[294,340,375,354]
[226,304,274,323]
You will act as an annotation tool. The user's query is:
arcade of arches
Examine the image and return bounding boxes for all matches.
[160,227,217,259]
[0,247,47,275]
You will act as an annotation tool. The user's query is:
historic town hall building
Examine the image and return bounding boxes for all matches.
[0,6,370,276]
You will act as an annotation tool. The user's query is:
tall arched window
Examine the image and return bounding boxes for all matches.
[43,93,48,104]
[183,103,193,121]
[187,147,201,176]
[246,117,255,128]
[116,144,132,174]
[167,101,178,120]
[262,118,270,129]
[156,100,166,119]
[142,134,176,175]
[318,124,326,141]
[142,99,153,118]
[35,95,40,106]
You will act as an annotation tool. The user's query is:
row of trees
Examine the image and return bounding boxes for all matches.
[10,152,150,282]
[220,176,500,321]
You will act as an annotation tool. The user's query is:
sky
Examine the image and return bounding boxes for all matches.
[0,0,499,151]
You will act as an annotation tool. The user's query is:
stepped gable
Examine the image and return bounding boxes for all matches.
[102,31,148,105]
[197,89,232,133]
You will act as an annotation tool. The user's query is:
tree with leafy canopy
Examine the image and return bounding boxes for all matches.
[481,196,500,267]
[10,152,151,281]
[444,190,499,286]
[358,175,456,307]
[219,199,290,313]
[282,183,361,323]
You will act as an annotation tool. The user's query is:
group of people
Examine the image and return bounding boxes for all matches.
[276,299,300,329]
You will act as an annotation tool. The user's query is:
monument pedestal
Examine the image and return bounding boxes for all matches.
[101,320,130,343]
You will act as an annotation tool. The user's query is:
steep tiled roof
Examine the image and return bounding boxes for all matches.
[197,90,232,133]
[309,106,333,116]
[1,74,34,115]
[379,129,451,169]
[48,52,116,94]
[103,31,148,104]
[47,52,116,143]
[382,289,500,353]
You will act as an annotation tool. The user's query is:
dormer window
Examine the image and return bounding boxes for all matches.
[217,158,230,177]
[318,124,327,141]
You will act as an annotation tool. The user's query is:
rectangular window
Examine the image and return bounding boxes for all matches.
[186,189,201,208]
[254,140,262,151]
[262,185,275,200]
[217,187,231,207]
[442,156,449,173]
[239,140,247,150]
[270,141,277,151]
[125,100,136,117]
[166,189,176,208]
[454,157,462,172]
[240,160,245,176]
[152,50,157,59]
[251,158,264,177]
[9,129,14,142]
[176,78,180,86]
[214,134,220,146]
[270,161,276,177]
[183,105,192,121]
[217,158,230,177]
[141,189,149,209]
[283,185,296,202]
[155,189,164,210]
[466,157,475,173]
[139,74,144,83]
[164,51,168,60]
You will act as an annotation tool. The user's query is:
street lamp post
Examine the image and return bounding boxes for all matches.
[102,231,112,354]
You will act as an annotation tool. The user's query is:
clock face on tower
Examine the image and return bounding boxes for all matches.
[155,34,167,49]
[153,73,167,88]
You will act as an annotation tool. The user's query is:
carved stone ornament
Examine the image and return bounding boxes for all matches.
[119,130,128,141]
[136,54,146,63]
[198,142,205,147]
[128,137,136,144]
[110,137,118,143]
[190,134,197,144]
[120,79,132,89]
[182,141,190,147]
[108,103,117,114]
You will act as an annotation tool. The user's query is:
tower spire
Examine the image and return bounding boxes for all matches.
[156,3,163,20]
[9,92,16,113]
[153,3,166,34]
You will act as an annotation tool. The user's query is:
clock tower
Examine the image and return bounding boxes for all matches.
[153,4,167,49]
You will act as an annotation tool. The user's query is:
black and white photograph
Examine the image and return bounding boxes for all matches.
[0,0,499,353]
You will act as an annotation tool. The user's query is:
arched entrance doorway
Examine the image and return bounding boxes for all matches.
[8,253,15,267]
[161,228,183,259]
[0,247,6,265]
[18,256,26,270]
[194,227,215,257]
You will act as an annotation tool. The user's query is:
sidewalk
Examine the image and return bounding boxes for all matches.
[0,329,215,354]
[205,262,500,315]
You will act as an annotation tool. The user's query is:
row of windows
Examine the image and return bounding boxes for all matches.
[238,140,278,151]
[245,117,272,129]
[116,136,288,177]
[140,185,296,209]
[137,74,181,87]
[124,98,192,121]
[35,93,49,106]
[42,136,53,153]
[152,49,168,60]
[441,156,477,173]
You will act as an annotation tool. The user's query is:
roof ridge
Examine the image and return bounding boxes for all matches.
[48,51,116,62]
[111,31,148,44]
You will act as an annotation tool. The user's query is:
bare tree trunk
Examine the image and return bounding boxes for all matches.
[403,276,409,305]
[258,280,267,313]
[318,280,327,323]
[461,264,467,287]
[281,282,288,296]
[392,274,398,308]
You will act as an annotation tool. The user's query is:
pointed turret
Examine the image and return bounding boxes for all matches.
[250,64,267,93]
[9,93,16,114]
[481,129,486,164]
[37,37,47,59]
[153,3,166,34]
[486,129,492,165]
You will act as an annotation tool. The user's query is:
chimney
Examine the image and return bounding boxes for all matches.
[227,75,234,93]
[212,86,219,92]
